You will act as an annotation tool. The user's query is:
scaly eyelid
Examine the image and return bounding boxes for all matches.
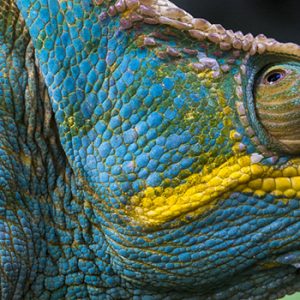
[254,62,300,154]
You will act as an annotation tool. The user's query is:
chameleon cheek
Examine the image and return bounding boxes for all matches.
[254,62,300,154]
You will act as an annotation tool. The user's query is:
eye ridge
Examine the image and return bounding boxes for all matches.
[263,69,287,85]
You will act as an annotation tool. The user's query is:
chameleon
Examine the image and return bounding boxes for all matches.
[1,0,300,298]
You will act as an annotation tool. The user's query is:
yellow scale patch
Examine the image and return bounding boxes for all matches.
[128,155,300,227]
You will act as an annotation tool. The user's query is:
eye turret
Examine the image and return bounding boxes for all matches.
[254,62,300,154]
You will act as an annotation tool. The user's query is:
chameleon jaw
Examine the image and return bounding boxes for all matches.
[127,155,300,228]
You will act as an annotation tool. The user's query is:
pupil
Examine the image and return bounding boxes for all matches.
[266,72,283,84]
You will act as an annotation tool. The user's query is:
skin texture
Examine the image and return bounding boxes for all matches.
[1,0,300,299]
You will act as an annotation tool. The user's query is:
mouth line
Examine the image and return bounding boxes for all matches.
[127,155,300,228]
[274,250,300,273]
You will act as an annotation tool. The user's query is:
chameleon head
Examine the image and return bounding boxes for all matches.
[77,19,300,295]
[12,0,300,297]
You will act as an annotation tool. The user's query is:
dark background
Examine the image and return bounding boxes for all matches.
[172,0,300,44]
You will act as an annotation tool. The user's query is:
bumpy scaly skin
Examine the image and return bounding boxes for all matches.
[0,0,300,298]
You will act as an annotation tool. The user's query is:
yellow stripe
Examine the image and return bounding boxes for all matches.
[127,155,300,227]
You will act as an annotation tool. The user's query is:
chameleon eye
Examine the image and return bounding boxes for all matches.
[263,69,287,85]
[254,62,300,154]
